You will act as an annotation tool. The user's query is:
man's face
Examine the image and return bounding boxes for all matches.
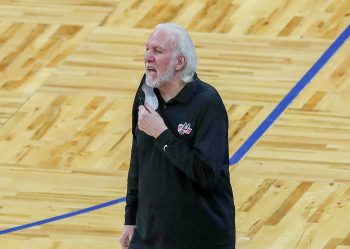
[144,30,176,88]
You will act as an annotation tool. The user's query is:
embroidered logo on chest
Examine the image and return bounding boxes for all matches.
[178,122,192,135]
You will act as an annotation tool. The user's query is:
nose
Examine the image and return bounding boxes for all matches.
[144,50,155,62]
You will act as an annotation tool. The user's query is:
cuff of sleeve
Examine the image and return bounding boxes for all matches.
[125,204,137,225]
[155,129,175,153]
[125,214,136,225]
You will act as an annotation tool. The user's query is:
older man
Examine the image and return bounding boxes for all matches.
[120,23,235,249]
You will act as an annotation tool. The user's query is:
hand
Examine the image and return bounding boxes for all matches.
[138,103,167,138]
[119,225,136,249]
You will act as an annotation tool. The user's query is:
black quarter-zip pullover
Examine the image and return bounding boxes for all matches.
[125,73,235,249]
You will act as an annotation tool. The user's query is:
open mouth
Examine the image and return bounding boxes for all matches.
[146,65,157,75]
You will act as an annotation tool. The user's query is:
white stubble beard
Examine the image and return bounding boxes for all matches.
[145,61,176,88]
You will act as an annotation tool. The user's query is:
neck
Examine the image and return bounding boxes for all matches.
[158,79,185,102]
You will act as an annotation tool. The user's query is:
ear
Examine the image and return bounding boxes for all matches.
[175,55,186,71]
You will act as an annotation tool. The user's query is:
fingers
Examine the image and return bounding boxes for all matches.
[120,225,135,249]
[119,238,128,249]
[138,105,147,130]
[144,102,155,113]
[138,105,147,113]
[138,105,148,121]
[120,236,130,249]
[139,102,160,116]
[129,229,134,240]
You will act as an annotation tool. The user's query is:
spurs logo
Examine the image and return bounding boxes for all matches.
[178,123,192,135]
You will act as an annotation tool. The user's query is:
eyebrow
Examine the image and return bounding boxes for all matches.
[145,43,166,51]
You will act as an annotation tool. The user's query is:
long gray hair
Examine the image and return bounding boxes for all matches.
[155,23,197,83]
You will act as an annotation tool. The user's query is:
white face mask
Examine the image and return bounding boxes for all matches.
[142,84,159,110]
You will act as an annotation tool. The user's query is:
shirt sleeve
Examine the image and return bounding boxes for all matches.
[154,96,229,190]
[124,135,139,225]
[124,77,145,225]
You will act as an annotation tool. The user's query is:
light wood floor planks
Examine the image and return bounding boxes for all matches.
[0,0,349,248]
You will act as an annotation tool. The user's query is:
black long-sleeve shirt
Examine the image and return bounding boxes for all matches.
[125,74,235,249]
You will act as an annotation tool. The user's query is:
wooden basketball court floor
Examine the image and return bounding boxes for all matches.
[0,0,349,248]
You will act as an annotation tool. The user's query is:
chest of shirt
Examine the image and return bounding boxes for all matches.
[136,101,204,147]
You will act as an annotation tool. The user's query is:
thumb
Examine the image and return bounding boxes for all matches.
[145,102,155,113]
[129,229,134,240]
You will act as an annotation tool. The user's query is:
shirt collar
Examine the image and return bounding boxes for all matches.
[153,73,199,105]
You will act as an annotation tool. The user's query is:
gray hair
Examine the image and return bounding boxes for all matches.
[155,23,197,83]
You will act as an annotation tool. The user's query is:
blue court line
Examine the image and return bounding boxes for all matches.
[0,197,126,235]
[230,24,350,164]
[0,25,349,236]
